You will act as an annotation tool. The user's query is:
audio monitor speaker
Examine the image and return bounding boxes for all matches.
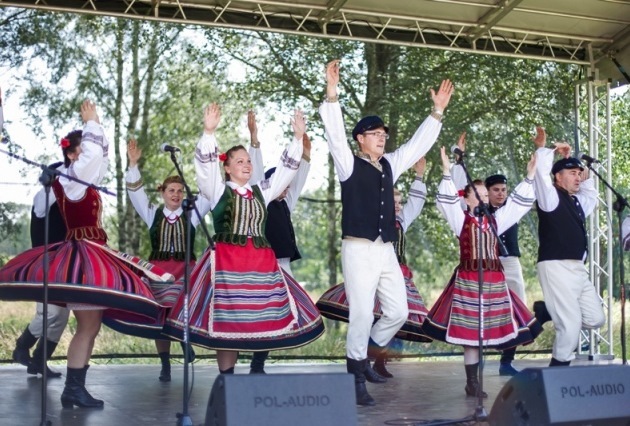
[205,373,357,426]
[489,365,630,425]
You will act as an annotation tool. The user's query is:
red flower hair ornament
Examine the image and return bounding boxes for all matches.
[60,138,71,149]
[218,152,228,162]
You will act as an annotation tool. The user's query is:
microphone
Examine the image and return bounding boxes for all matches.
[450,145,465,157]
[160,143,181,153]
[577,152,600,164]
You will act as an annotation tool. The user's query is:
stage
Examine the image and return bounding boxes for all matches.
[0,358,622,425]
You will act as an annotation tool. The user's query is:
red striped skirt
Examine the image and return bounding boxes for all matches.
[316,264,431,342]
[421,268,542,349]
[0,239,170,321]
[162,240,324,351]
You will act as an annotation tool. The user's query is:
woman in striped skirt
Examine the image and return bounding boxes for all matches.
[163,104,324,374]
[0,100,172,408]
[421,146,541,398]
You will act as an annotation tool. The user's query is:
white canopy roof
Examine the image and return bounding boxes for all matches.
[2,0,629,84]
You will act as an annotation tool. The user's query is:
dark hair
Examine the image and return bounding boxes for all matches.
[223,144,247,181]
[62,130,82,168]
[158,176,184,192]
[463,179,485,197]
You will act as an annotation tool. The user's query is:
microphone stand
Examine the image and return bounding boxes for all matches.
[1,147,115,426]
[585,161,628,364]
[165,150,214,426]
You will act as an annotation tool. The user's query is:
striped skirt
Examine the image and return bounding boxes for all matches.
[0,239,171,321]
[162,240,324,351]
[316,264,432,342]
[421,268,542,349]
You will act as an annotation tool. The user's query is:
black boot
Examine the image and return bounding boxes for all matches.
[250,351,269,374]
[499,347,519,376]
[179,341,196,363]
[464,363,488,398]
[365,339,387,383]
[219,367,235,374]
[533,301,552,326]
[27,339,62,378]
[365,360,387,383]
[158,351,171,382]
[60,366,104,409]
[12,326,37,366]
[373,353,393,378]
[346,358,375,406]
[549,357,571,367]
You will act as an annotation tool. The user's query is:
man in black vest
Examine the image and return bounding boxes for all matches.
[12,162,70,378]
[532,128,605,367]
[320,59,453,405]
[485,174,528,376]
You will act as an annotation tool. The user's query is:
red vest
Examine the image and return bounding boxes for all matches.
[52,179,108,243]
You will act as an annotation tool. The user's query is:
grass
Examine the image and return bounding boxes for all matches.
[2,294,628,367]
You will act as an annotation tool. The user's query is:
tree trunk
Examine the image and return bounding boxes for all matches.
[113,21,126,250]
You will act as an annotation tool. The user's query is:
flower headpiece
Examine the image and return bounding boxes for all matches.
[60,138,71,149]
[218,152,228,162]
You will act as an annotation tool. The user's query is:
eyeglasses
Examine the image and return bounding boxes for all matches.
[363,131,389,140]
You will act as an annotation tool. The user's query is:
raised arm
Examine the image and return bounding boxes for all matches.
[62,100,109,200]
[0,87,4,133]
[495,153,536,234]
[399,158,427,232]
[247,110,265,184]
[436,146,465,236]
[319,59,355,182]
[125,139,157,227]
[385,79,454,181]
[195,103,226,209]
[284,133,312,212]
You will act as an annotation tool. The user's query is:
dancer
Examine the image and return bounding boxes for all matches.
[105,139,213,382]
[623,216,630,250]
[320,59,453,406]
[421,146,541,398]
[532,127,605,366]
[0,100,171,408]
[246,110,312,374]
[162,104,324,374]
[316,158,432,379]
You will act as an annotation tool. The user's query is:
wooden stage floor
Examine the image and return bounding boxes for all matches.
[0,357,622,426]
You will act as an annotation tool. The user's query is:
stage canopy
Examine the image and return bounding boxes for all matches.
[1,0,629,85]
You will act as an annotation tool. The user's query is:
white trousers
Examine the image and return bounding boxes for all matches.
[500,256,526,303]
[537,260,606,362]
[342,237,408,360]
[28,303,70,343]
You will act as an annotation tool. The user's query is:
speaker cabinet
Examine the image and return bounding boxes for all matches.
[205,373,357,426]
[489,365,630,425]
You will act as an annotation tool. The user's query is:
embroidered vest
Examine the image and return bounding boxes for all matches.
[52,179,108,243]
[459,213,502,271]
[149,209,196,261]
[393,220,407,265]
[212,185,270,248]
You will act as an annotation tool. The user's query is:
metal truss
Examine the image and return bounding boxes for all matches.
[0,0,624,65]
[574,54,616,360]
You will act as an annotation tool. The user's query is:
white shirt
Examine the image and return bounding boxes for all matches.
[398,177,427,232]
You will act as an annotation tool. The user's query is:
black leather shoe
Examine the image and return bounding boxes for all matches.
[373,355,393,378]
[364,360,387,383]
[159,365,171,382]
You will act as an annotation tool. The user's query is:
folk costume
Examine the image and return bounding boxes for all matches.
[533,150,605,365]
[421,174,542,349]
[316,175,431,343]
[162,132,324,351]
[0,121,171,318]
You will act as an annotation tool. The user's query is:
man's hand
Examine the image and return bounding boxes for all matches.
[430,79,454,112]
[533,126,546,149]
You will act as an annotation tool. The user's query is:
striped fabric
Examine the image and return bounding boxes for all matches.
[163,240,324,351]
[316,264,431,342]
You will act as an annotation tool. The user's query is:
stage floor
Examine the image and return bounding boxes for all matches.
[0,357,621,426]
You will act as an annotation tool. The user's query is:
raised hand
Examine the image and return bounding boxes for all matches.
[553,142,571,159]
[532,126,546,149]
[204,103,221,134]
[526,152,537,179]
[414,157,426,177]
[455,131,466,162]
[430,79,454,112]
[302,133,312,158]
[291,109,306,141]
[325,59,340,98]
[440,146,450,175]
[80,99,99,124]
[247,110,259,146]
[127,139,142,167]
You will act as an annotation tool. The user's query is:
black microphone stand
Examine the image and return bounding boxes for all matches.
[165,149,214,426]
[1,147,115,426]
[584,161,628,364]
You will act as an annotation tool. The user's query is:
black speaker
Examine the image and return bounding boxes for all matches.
[205,373,357,426]
[489,365,630,425]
